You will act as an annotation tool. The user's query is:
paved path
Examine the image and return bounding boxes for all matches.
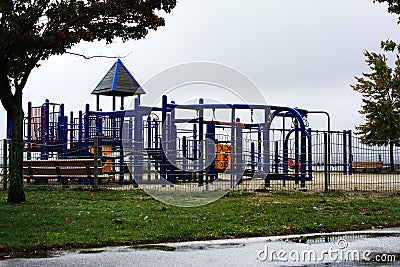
[1,228,400,267]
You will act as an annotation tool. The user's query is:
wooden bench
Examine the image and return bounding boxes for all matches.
[23,159,109,185]
[352,161,383,172]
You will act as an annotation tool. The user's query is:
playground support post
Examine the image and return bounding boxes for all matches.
[307,128,313,180]
[206,123,217,183]
[147,116,152,181]
[324,132,329,192]
[294,121,299,184]
[133,98,143,186]
[235,118,243,184]
[84,104,90,157]
[300,127,307,187]
[69,111,74,152]
[348,130,353,175]
[42,99,50,160]
[161,95,168,187]
[93,136,99,190]
[263,108,270,187]
[170,101,177,186]
[343,130,348,175]
[230,107,236,189]
[27,102,32,160]
[2,139,7,191]
[198,98,204,186]
[78,110,83,156]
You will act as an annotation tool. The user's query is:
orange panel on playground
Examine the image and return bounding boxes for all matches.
[215,144,231,170]
[90,146,113,172]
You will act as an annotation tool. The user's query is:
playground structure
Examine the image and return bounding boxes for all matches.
[12,58,369,190]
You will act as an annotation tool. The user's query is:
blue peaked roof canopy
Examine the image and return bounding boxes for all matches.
[91,58,146,97]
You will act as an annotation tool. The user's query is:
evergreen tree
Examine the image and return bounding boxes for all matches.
[351,48,400,171]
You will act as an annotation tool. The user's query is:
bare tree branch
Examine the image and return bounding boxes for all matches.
[65,51,133,59]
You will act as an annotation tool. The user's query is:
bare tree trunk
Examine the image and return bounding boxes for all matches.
[7,101,26,203]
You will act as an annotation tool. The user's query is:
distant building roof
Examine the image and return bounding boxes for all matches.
[91,58,146,96]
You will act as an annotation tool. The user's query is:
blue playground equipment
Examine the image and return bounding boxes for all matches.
[19,59,323,188]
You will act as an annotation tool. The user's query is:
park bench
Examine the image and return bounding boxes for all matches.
[352,161,383,172]
[23,159,109,185]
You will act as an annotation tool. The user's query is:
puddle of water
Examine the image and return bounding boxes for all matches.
[132,245,177,251]
[132,242,244,251]
[285,232,400,245]
[78,250,106,254]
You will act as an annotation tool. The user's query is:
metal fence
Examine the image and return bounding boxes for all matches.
[1,133,400,192]
[1,139,9,190]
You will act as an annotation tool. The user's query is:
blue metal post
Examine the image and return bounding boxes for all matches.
[96,115,103,158]
[294,121,299,184]
[257,126,262,172]
[154,119,159,179]
[63,116,68,156]
[78,110,83,156]
[167,113,175,186]
[230,107,236,188]
[343,130,347,175]
[236,118,243,184]
[348,130,353,175]
[58,103,65,157]
[206,123,216,183]
[69,111,74,155]
[132,98,143,186]
[307,128,313,180]
[118,115,125,186]
[160,95,168,187]
[26,103,32,184]
[198,98,204,186]
[263,108,270,188]
[170,101,178,186]
[251,142,256,173]
[300,126,307,187]
[57,106,62,157]
[27,102,32,160]
[147,116,152,149]
[182,136,187,183]
[146,116,152,181]
[154,119,159,149]
[84,104,90,157]
[58,115,68,158]
[42,99,50,160]
[193,124,197,160]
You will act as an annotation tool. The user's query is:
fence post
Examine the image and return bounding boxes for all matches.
[2,139,7,191]
[348,130,353,175]
[324,133,328,192]
[93,136,98,190]
[343,130,347,175]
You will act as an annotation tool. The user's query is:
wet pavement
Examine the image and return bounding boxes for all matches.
[1,228,399,267]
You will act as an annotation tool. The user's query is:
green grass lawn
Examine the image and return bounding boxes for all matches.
[1,188,400,256]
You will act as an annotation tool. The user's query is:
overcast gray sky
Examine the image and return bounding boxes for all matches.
[1,0,399,138]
